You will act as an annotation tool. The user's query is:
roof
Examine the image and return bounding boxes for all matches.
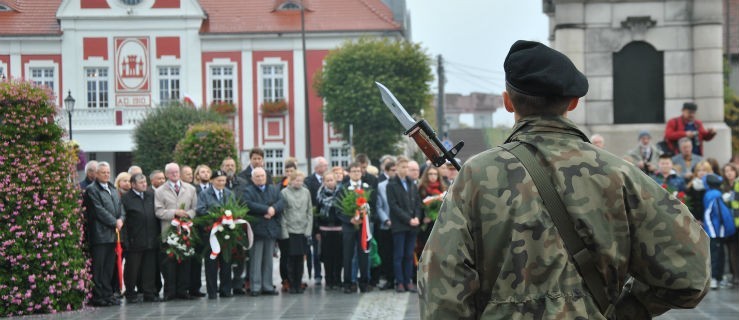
[0,0,62,36]
[198,0,402,34]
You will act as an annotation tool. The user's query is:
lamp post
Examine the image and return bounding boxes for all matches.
[64,90,75,140]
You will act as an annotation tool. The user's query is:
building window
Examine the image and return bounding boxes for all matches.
[277,1,302,10]
[120,0,142,5]
[264,148,285,177]
[29,67,54,93]
[211,66,234,103]
[261,65,285,102]
[159,66,180,105]
[613,41,664,124]
[0,66,5,80]
[329,147,350,169]
[86,68,109,108]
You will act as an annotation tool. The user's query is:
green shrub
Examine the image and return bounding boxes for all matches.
[173,122,238,171]
[132,103,225,174]
[0,81,91,316]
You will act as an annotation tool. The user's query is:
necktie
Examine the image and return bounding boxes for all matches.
[217,190,223,202]
[401,179,408,192]
[174,183,180,195]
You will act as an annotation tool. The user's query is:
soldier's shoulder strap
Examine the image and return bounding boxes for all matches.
[500,141,615,319]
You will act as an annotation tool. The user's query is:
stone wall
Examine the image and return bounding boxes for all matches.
[546,0,732,162]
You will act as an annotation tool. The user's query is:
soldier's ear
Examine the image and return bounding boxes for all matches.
[566,98,579,112]
[502,91,515,113]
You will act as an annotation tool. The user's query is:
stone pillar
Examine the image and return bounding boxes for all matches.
[692,0,731,161]
[550,1,587,124]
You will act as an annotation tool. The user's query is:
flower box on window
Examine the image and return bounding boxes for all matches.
[260,99,288,115]
[209,101,237,117]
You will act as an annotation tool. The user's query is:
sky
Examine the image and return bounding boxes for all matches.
[405,0,550,126]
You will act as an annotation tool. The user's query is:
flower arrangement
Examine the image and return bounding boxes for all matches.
[209,101,236,116]
[338,184,372,227]
[0,81,91,316]
[260,99,288,115]
[193,198,254,263]
[173,122,238,172]
[421,192,446,231]
[661,184,690,207]
[162,217,199,263]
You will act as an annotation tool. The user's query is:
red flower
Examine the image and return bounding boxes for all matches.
[356,197,367,207]
[356,189,365,195]
[168,252,174,258]
[182,235,188,241]
[661,184,668,189]
[677,191,685,198]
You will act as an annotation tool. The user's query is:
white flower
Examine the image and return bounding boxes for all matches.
[224,210,233,217]
[348,185,355,191]
[224,235,230,240]
[362,183,369,189]
[218,226,224,232]
[229,224,235,230]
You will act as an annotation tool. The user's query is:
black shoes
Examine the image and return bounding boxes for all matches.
[261,290,279,296]
[233,288,247,295]
[143,296,162,302]
[190,291,206,298]
[219,292,233,298]
[175,293,195,300]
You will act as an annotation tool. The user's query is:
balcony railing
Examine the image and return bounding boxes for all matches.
[56,107,152,130]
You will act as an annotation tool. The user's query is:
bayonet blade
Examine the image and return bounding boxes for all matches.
[375,82,417,131]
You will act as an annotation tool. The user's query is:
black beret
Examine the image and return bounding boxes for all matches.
[683,102,697,111]
[504,40,588,97]
[211,170,227,180]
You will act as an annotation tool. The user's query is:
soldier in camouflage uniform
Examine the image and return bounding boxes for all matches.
[418,40,710,319]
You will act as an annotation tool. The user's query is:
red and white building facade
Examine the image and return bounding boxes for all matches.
[0,0,407,174]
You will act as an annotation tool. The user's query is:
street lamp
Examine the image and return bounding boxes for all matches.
[64,90,75,140]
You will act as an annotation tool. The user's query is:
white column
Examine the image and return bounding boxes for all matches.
[293,48,307,171]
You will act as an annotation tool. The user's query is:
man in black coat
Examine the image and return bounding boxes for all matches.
[303,156,328,285]
[85,161,125,306]
[196,170,236,299]
[386,157,423,293]
[239,167,283,296]
[336,162,377,294]
[121,173,161,303]
[237,148,273,186]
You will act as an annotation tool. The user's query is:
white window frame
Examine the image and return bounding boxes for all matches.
[206,60,237,105]
[264,147,285,177]
[26,62,59,100]
[329,146,351,169]
[85,67,110,108]
[257,58,288,106]
[158,66,180,105]
[0,62,6,80]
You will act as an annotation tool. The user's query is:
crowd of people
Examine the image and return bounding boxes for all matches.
[618,102,738,290]
[79,148,460,306]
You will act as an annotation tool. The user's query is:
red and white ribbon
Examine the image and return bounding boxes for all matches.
[171,218,193,236]
[209,211,254,259]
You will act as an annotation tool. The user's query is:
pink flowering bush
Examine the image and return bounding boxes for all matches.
[0,81,92,316]
[173,122,238,171]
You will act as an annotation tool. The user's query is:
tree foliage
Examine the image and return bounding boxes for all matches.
[724,58,739,154]
[315,37,433,162]
[0,81,91,316]
[173,122,238,171]
[133,103,225,174]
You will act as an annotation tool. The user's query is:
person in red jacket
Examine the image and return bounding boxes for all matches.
[664,102,716,156]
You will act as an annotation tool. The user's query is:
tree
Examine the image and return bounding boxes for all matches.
[724,58,739,154]
[132,103,225,174]
[173,122,238,171]
[0,81,91,316]
[315,37,433,162]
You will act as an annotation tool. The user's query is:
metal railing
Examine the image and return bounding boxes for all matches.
[56,107,152,129]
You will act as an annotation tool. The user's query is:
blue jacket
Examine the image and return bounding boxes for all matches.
[703,177,736,238]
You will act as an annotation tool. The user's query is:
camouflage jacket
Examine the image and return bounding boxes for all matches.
[418,116,710,319]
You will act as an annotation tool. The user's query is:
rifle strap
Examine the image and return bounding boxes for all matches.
[500,141,614,318]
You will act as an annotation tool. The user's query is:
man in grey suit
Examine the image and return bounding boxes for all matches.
[155,162,198,300]
[85,161,125,306]
[196,170,236,299]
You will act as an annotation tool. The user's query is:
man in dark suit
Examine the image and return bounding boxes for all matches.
[196,170,236,299]
[355,153,379,190]
[303,156,328,285]
[79,160,98,189]
[336,162,378,294]
[239,167,284,296]
[386,157,423,293]
[377,155,396,183]
[121,173,161,303]
[85,161,125,306]
[237,148,273,186]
